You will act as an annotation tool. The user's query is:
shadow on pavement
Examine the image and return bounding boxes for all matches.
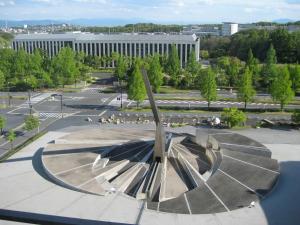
[260,161,300,225]
[0,208,130,225]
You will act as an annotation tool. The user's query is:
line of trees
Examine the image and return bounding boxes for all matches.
[201,29,300,64]
[0,47,91,91]
[114,43,298,111]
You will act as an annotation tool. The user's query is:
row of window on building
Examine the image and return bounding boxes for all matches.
[12,40,197,67]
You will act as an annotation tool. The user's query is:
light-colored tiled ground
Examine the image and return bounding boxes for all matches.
[0,125,299,225]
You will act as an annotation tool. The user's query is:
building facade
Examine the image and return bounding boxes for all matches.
[12,32,200,68]
[221,22,238,36]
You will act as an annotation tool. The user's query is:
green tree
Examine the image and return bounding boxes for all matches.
[7,129,16,150]
[115,55,128,81]
[200,50,209,59]
[127,59,147,108]
[237,67,256,109]
[0,116,6,135]
[147,54,163,93]
[227,57,241,87]
[200,68,217,109]
[166,44,180,86]
[292,111,300,124]
[261,44,278,88]
[270,66,294,111]
[186,51,198,88]
[289,64,300,92]
[0,69,4,90]
[24,115,40,132]
[51,47,78,87]
[221,108,247,128]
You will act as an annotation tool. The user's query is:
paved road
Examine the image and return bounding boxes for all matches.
[109,94,300,110]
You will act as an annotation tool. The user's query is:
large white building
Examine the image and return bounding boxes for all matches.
[12,32,200,68]
[221,22,238,36]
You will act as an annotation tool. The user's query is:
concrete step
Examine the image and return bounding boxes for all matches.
[177,153,204,187]
[148,163,162,202]
[172,144,210,174]
[221,149,279,172]
[159,156,189,202]
[218,156,279,196]
[136,162,156,200]
[125,164,149,197]
[111,164,143,191]
[95,159,130,181]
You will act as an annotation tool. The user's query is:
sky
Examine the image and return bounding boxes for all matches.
[0,0,300,24]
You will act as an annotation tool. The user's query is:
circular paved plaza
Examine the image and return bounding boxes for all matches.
[0,124,299,225]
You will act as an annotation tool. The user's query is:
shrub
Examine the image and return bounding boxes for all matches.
[292,111,300,124]
[221,107,247,128]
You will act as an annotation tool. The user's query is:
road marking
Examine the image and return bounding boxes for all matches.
[98,110,107,117]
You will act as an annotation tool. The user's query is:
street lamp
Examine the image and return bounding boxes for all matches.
[51,94,63,118]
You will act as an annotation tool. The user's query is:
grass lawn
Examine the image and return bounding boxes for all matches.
[159,86,194,94]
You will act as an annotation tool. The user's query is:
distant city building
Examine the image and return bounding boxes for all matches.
[221,22,238,36]
[182,25,220,36]
[12,32,200,68]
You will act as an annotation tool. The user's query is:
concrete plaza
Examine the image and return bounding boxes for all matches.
[0,125,299,225]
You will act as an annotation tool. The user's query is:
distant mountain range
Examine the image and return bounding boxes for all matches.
[0,18,149,27]
[0,18,297,27]
[272,18,295,24]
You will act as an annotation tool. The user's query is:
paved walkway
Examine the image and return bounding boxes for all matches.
[0,126,299,225]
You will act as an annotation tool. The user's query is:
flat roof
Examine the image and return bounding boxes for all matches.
[14,33,198,42]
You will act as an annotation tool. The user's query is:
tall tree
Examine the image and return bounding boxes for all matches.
[270,66,294,111]
[200,68,217,109]
[0,69,4,90]
[227,57,241,87]
[127,59,146,108]
[147,54,163,93]
[51,47,78,87]
[115,55,128,82]
[289,64,300,92]
[261,44,278,88]
[237,67,256,109]
[246,49,261,87]
[166,44,180,86]
[0,116,6,135]
[186,51,198,88]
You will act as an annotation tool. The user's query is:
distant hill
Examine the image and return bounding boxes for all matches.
[272,18,295,24]
[0,20,64,27]
[0,18,148,27]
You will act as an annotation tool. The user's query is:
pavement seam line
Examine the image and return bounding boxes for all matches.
[54,162,94,176]
[184,193,192,214]
[222,154,279,174]
[218,168,264,198]
[220,142,269,151]
[204,182,230,212]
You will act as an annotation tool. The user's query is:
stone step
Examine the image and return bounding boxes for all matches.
[172,144,210,174]
[111,164,143,191]
[159,156,189,202]
[136,162,156,200]
[125,164,149,197]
